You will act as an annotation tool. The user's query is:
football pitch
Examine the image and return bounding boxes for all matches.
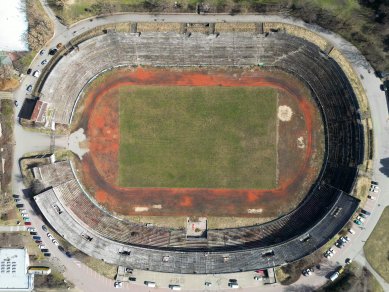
[118,86,278,189]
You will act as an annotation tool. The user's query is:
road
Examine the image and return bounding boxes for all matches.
[9,2,389,291]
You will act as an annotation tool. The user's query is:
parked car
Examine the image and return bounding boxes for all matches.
[330,271,340,281]
[52,239,59,246]
[35,240,42,244]
[20,210,28,214]
[22,213,29,218]
[354,219,362,225]
[302,268,313,276]
[371,181,379,186]
[340,237,347,243]
[39,49,45,55]
[48,48,57,55]
[324,251,333,258]
[369,186,379,193]
[30,232,37,236]
[348,228,356,234]
[12,194,20,198]
[335,241,344,248]
[368,195,376,200]
[58,246,65,252]
[23,217,30,222]
[32,236,41,240]
[129,277,136,282]
[41,248,49,253]
[38,244,46,249]
[43,253,51,257]
[361,209,371,216]
[65,251,72,258]
[114,281,122,288]
[25,222,31,226]
[32,70,40,78]
[42,225,48,232]
[27,227,36,232]
[26,85,32,92]
[16,204,24,208]
[14,198,21,203]
[345,258,352,265]
[41,59,47,65]
[356,216,365,222]
[27,68,32,74]
[47,233,53,239]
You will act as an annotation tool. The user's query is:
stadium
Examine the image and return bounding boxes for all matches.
[29,20,369,274]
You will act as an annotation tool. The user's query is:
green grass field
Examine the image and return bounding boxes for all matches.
[364,207,389,283]
[119,86,278,189]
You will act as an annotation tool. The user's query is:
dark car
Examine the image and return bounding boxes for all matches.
[42,225,48,232]
[48,48,57,55]
[43,253,51,257]
[30,232,38,235]
[361,209,371,216]
[25,222,31,226]
[129,277,136,282]
[65,251,72,258]
[27,68,32,75]
[33,236,41,240]
[16,204,24,208]
[41,248,49,253]
[35,240,42,243]
[58,246,65,252]
[12,194,20,198]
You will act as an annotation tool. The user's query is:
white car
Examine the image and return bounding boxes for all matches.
[27,227,36,232]
[369,187,379,193]
[21,210,28,214]
[114,281,122,288]
[368,195,376,200]
[38,244,46,249]
[47,233,54,239]
[356,216,365,222]
[22,213,29,218]
[32,70,40,78]
[52,239,59,246]
[348,228,355,234]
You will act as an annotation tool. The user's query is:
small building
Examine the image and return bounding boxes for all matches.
[0,248,34,291]
[30,100,48,125]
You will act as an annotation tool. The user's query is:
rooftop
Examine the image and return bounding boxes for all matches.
[0,248,33,291]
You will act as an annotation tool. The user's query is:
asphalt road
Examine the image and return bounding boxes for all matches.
[9,2,389,291]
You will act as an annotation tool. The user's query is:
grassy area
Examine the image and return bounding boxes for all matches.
[0,100,15,225]
[317,262,383,292]
[119,86,277,189]
[364,206,389,283]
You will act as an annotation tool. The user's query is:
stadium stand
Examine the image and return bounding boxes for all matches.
[33,25,364,273]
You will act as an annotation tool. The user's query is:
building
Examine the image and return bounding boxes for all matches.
[0,248,34,292]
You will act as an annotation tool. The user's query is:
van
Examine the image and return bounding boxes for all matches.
[228,283,239,288]
[169,285,181,290]
[330,271,339,281]
[144,281,156,288]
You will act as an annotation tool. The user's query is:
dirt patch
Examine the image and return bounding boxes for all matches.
[73,67,324,218]
[278,105,293,121]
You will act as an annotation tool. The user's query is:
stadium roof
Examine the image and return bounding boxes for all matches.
[0,248,33,291]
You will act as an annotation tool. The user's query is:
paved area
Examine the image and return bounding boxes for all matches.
[7,1,389,291]
[0,225,27,232]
